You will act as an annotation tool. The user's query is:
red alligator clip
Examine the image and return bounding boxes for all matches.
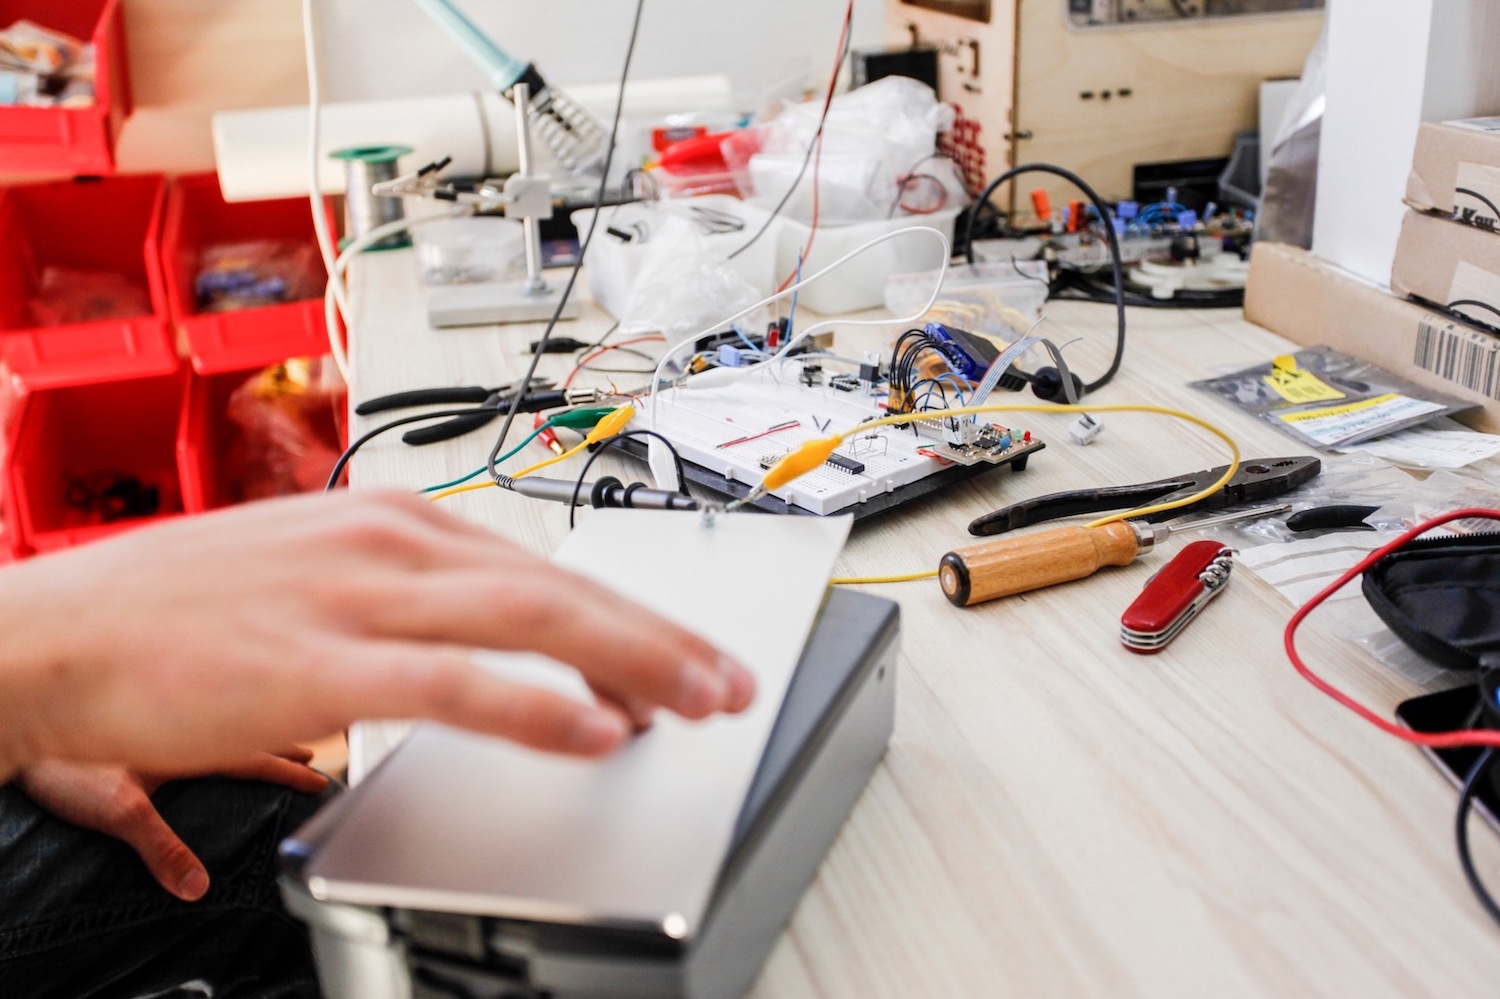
[1120,540,1233,654]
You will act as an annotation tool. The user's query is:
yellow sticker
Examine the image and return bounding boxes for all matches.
[1278,393,1398,424]
[1263,354,1345,403]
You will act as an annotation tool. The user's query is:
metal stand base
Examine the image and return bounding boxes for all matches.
[425,280,583,328]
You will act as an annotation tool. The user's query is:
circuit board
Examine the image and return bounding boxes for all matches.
[630,357,1045,518]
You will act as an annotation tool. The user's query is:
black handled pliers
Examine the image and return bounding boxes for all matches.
[355,380,587,446]
[968,455,1322,536]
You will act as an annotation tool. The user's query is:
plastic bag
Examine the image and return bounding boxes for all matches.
[733,76,958,225]
[618,215,768,347]
[1256,21,1326,248]
[1190,346,1478,449]
[196,241,323,313]
[224,358,347,501]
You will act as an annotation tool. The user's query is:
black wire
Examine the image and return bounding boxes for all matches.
[1456,747,1500,926]
[963,163,1126,395]
[1053,267,1243,309]
[567,429,689,530]
[581,320,623,352]
[485,0,645,486]
[324,407,486,492]
[725,2,853,262]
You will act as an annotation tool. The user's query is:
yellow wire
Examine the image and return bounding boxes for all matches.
[427,480,497,502]
[820,402,1240,528]
[784,402,1241,586]
[831,569,940,585]
[427,406,636,503]
[511,441,590,481]
[427,441,589,502]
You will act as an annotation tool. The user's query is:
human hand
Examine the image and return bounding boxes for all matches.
[16,752,327,901]
[0,491,754,781]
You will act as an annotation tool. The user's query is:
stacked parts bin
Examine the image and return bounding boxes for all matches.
[0,174,333,557]
[163,174,333,515]
[0,0,133,176]
[0,174,175,386]
[0,174,178,557]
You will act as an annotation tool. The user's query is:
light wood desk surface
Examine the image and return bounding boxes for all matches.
[346,248,1500,998]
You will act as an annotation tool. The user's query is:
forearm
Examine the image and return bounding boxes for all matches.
[0,560,73,784]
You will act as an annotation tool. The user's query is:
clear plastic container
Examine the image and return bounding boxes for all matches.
[412,216,526,285]
[771,207,961,316]
[883,260,1050,337]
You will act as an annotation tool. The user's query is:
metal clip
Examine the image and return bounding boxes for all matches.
[1120,540,1233,654]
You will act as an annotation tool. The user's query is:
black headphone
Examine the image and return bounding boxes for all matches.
[1017,364,1085,403]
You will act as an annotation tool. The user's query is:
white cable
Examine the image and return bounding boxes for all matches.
[301,0,353,326]
[644,225,951,487]
[322,210,468,385]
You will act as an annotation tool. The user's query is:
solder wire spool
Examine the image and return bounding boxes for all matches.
[331,145,414,250]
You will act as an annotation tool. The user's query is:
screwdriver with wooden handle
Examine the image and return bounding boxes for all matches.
[938,505,1287,607]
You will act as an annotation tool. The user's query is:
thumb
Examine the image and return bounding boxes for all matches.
[108,786,211,902]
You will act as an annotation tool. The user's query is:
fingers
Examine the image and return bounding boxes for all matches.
[215,753,329,794]
[276,745,316,765]
[364,571,756,722]
[100,781,210,902]
[591,685,655,733]
[321,642,631,757]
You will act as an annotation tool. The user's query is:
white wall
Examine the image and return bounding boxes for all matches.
[1313,0,1500,286]
[315,0,885,112]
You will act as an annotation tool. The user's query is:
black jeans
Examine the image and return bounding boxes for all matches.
[0,777,327,999]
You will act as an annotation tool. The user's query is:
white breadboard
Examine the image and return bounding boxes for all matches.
[640,360,1042,515]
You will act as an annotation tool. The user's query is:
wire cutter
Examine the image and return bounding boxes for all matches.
[355,380,598,446]
[968,455,1321,536]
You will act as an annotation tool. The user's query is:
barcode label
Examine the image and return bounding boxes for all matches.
[1415,319,1500,400]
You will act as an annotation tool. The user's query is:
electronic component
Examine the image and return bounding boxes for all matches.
[695,327,765,355]
[825,453,866,475]
[1070,414,1104,446]
[632,357,1044,517]
[924,322,998,383]
[829,374,860,392]
[923,424,1042,467]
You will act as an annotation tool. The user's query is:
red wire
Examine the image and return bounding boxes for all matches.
[1284,506,1500,749]
[775,0,853,295]
[562,334,666,389]
[532,334,668,441]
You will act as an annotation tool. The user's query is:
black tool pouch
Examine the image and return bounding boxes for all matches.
[1362,532,1500,673]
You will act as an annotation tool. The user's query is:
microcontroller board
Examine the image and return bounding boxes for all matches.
[630,356,1044,519]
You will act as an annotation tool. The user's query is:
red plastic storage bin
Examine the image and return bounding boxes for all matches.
[179,365,348,515]
[0,0,132,176]
[6,367,185,555]
[162,173,331,374]
[0,174,176,388]
[178,368,241,514]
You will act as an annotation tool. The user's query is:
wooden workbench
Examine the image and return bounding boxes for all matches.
[344,246,1500,998]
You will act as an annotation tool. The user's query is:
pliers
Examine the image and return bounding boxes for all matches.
[355,380,598,446]
[968,455,1321,536]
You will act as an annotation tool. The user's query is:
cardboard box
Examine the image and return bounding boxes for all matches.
[1391,208,1500,331]
[1245,241,1500,433]
[1406,118,1500,231]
